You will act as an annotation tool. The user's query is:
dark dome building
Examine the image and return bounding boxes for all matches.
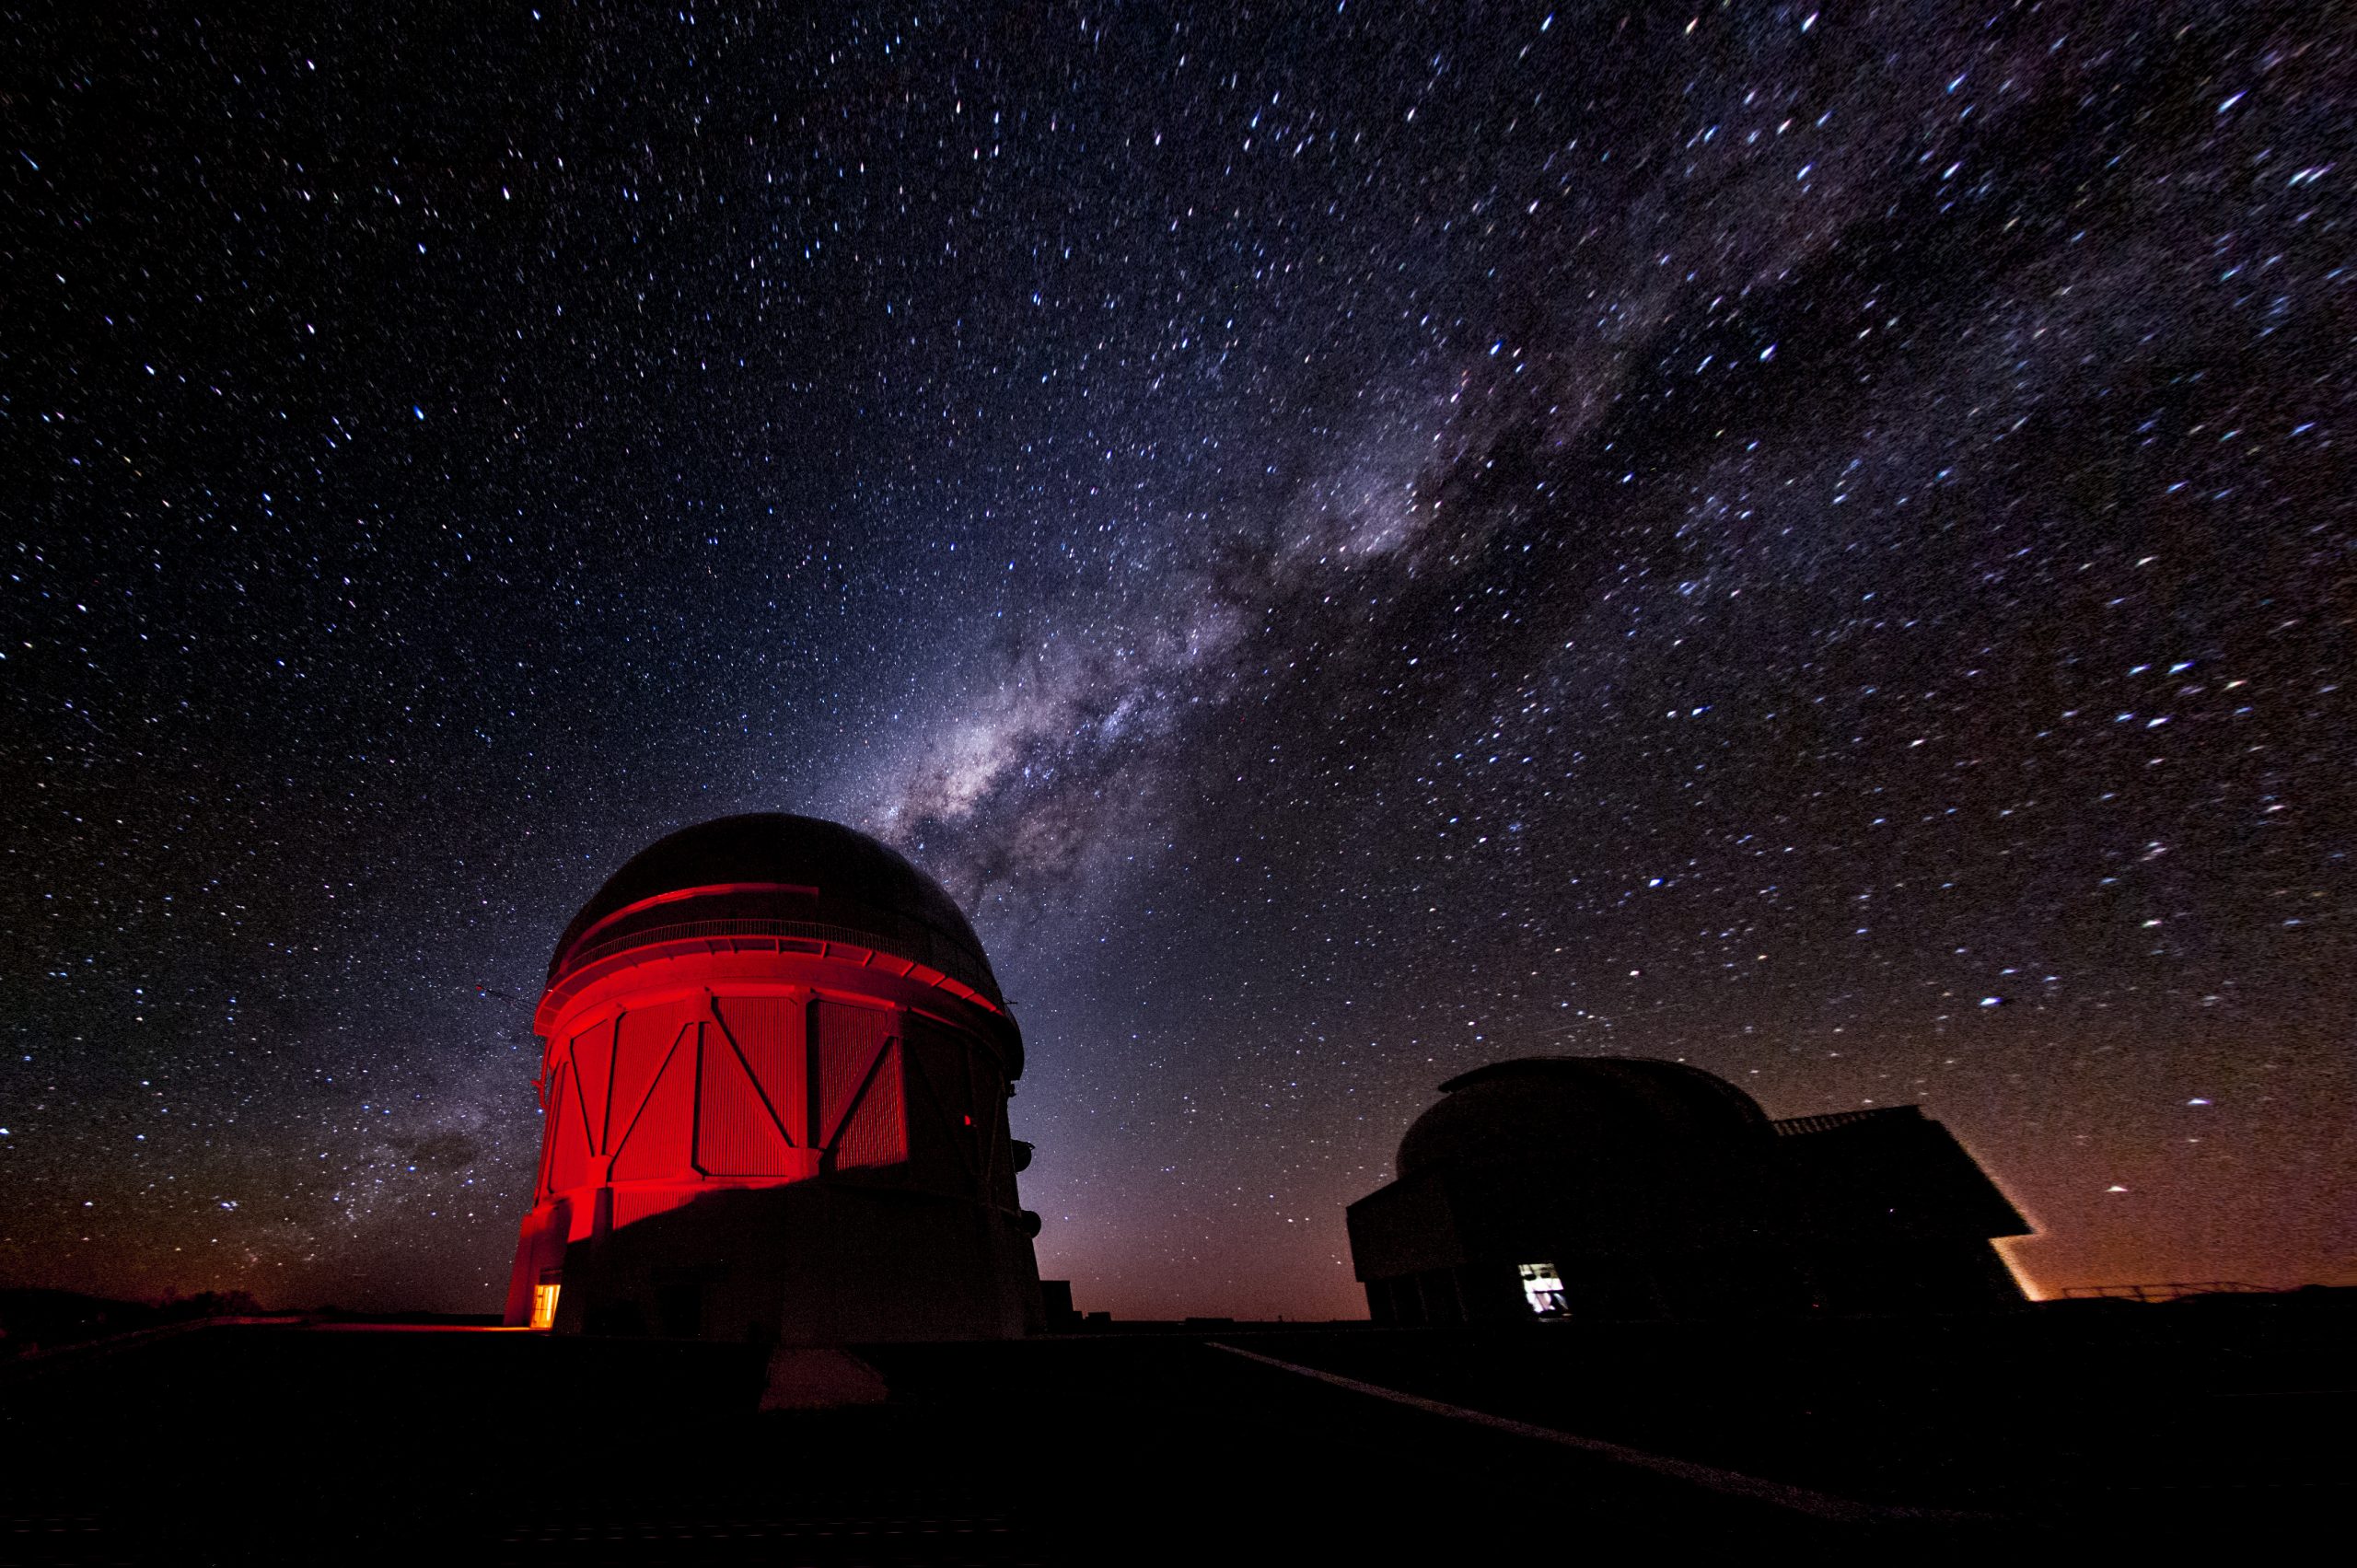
[1347,1058,2030,1325]
[1392,1058,1771,1178]
[503,814,1043,1342]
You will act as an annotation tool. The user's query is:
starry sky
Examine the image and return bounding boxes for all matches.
[6,3,2352,1318]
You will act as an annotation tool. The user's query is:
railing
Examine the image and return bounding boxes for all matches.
[2053,1282,2271,1303]
[554,917,1002,1006]
[1770,1106,1924,1137]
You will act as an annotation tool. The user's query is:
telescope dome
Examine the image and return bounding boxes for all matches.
[1394,1056,1769,1178]
[546,812,1001,1005]
[507,810,1041,1341]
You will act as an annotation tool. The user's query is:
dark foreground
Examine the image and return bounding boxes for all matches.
[1,1294,2347,1563]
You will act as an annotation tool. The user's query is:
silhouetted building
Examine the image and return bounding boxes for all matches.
[503,814,1043,1342]
[1347,1058,2029,1324]
[1039,1280,1082,1332]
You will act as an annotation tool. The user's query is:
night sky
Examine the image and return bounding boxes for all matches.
[6,3,2352,1319]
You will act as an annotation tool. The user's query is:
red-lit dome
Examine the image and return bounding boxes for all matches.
[505,811,1042,1342]
[1394,1056,1769,1177]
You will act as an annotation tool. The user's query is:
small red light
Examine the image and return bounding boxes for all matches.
[963,1114,972,1125]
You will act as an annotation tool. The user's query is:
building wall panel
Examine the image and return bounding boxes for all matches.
[901,1020,981,1189]
[611,1185,695,1229]
[609,1003,693,1149]
[610,1021,697,1181]
[836,1041,906,1170]
[696,1020,798,1176]
[814,1000,895,1148]
[711,995,806,1147]
[567,1019,616,1153]
[546,1061,593,1194]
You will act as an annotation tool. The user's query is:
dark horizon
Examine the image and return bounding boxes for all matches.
[5,3,2353,1319]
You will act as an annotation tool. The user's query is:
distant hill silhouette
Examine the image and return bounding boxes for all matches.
[0,1286,263,1358]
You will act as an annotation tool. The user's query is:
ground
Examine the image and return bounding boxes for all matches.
[0,1297,2346,1562]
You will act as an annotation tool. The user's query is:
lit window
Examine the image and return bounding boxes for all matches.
[530,1280,562,1330]
[1518,1262,1566,1317]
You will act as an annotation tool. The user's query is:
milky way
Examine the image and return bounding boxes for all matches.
[5,3,2352,1317]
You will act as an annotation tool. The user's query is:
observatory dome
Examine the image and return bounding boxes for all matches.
[507,810,1042,1340]
[1394,1056,1769,1178]
[546,812,1001,1005]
